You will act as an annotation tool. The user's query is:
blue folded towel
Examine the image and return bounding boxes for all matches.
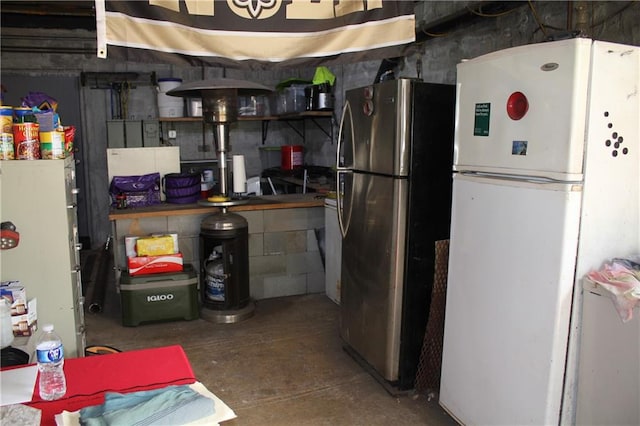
[79,385,215,426]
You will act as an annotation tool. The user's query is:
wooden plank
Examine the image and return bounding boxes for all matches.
[108,194,325,220]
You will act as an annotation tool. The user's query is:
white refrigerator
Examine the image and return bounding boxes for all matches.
[440,38,639,425]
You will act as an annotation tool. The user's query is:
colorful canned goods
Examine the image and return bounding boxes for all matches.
[0,106,13,133]
[13,122,40,160]
[0,133,15,160]
[40,130,66,159]
[13,107,36,123]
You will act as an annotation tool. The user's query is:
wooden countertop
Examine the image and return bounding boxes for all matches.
[108,193,326,220]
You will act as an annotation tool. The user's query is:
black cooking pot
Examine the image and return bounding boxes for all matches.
[305,83,334,111]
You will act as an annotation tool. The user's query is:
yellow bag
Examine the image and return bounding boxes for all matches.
[136,235,176,256]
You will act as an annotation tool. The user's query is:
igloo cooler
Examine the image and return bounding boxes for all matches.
[119,264,199,326]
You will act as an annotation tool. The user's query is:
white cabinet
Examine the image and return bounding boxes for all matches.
[0,157,86,358]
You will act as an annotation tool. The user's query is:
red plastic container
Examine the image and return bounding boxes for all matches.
[281,145,303,170]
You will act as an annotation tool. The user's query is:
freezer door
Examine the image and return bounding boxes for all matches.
[440,174,582,425]
[340,79,413,176]
[454,38,592,181]
[340,171,408,381]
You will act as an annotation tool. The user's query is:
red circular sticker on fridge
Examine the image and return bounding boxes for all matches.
[363,86,374,100]
[506,91,529,120]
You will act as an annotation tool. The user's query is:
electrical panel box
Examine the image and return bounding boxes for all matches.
[107,120,126,148]
[124,120,143,147]
[143,120,160,147]
[107,120,160,148]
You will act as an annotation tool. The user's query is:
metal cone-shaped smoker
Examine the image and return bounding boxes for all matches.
[167,79,272,323]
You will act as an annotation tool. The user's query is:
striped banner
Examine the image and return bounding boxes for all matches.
[96,0,415,68]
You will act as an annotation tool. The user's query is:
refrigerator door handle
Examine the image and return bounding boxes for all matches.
[336,169,352,238]
[459,171,582,185]
[336,100,353,171]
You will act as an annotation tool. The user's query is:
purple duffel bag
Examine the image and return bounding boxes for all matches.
[163,172,201,204]
[166,192,201,204]
[109,173,161,208]
[163,172,200,189]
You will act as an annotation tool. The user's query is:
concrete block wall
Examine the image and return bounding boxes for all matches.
[241,208,325,299]
[111,206,325,301]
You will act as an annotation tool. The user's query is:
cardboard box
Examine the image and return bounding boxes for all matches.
[11,298,37,336]
[0,281,28,316]
[119,264,199,326]
[124,235,140,258]
[127,253,184,276]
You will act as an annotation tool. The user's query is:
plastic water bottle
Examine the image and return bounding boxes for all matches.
[36,324,67,400]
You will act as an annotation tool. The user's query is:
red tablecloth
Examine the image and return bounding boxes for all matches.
[25,345,196,425]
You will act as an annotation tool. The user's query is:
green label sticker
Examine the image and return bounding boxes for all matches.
[474,103,490,136]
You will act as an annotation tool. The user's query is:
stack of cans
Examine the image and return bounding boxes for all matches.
[11,107,40,160]
[0,106,14,160]
[0,105,69,161]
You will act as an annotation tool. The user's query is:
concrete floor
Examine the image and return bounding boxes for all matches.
[84,281,458,426]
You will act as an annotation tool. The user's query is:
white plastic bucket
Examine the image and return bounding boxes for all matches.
[157,78,184,118]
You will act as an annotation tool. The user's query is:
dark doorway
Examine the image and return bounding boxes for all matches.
[1,72,90,247]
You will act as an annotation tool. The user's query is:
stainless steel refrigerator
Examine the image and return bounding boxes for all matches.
[336,78,455,390]
[440,39,639,425]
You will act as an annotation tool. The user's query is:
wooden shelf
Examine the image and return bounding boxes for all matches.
[158,116,203,122]
[159,110,335,144]
[158,110,333,122]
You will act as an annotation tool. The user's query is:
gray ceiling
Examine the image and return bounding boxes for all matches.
[1,1,96,30]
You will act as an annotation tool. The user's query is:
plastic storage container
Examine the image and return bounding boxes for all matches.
[119,264,199,326]
[283,85,308,113]
[157,78,184,118]
[36,324,67,401]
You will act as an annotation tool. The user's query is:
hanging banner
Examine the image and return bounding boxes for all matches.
[95,0,416,69]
